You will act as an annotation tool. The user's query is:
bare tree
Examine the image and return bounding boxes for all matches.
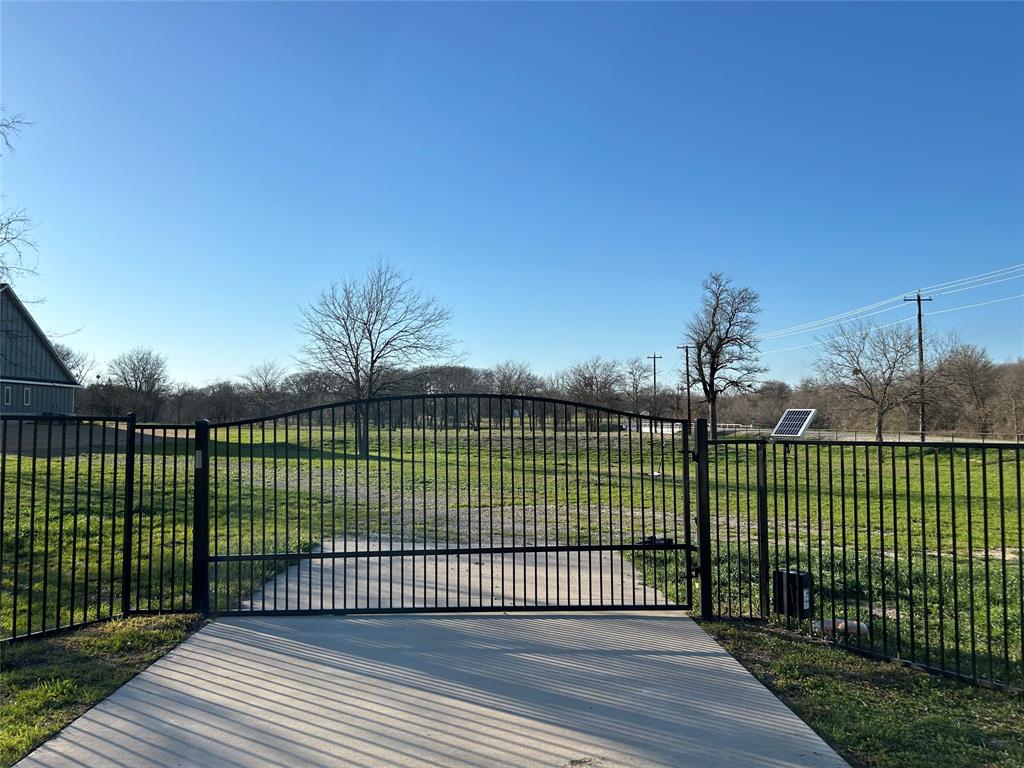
[284,369,343,411]
[107,347,170,420]
[623,356,651,413]
[0,112,36,284]
[298,260,457,455]
[815,321,923,441]
[995,359,1024,439]
[242,360,286,416]
[941,343,997,434]
[686,273,764,437]
[491,360,542,395]
[53,342,94,383]
[409,364,489,395]
[563,356,623,431]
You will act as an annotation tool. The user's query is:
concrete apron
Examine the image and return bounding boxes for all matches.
[19,611,847,767]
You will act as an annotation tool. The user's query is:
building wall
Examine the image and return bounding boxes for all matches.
[0,381,75,416]
[0,290,78,383]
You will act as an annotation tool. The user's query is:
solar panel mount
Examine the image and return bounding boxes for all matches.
[770,408,817,438]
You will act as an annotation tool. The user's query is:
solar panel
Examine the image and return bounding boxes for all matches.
[771,408,817,438]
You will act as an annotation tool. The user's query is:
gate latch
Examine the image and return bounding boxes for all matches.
[635,535,674,549]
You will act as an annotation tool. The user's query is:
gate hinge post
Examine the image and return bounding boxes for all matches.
[694,418,714,620]
[120,413,137,617]
[192,419,211,614]
[756,441,770,619]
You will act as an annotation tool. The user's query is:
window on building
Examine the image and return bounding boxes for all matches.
[3,386,10,406]
[23,387,30,407]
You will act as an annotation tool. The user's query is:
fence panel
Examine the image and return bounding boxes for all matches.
[1,416,133,640]
[706,432,1023,690]
[128,424,194,613]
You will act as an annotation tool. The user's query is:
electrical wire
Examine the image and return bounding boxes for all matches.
[761,292,1024,355]
[759,264,1023,340]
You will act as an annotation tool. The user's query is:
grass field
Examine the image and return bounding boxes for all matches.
[2,405,1021,686]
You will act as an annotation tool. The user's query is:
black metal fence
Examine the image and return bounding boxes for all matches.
[2,398,693,640]
[129,424,194,614]
[0,415,134,639]
[702,422,1023,691]
[2,405,1021,692]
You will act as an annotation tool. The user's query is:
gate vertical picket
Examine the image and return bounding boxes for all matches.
[695,418,713,619]
[192,420,210,613]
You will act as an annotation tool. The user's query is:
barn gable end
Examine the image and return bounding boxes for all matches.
[0,284,81,415]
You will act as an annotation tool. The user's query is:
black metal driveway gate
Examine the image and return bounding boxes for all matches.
[192,395,694,615]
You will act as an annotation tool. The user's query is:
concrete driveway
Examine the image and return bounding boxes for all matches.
[19,612,846,767]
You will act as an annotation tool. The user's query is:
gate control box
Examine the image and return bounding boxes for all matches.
[773,569,813,619]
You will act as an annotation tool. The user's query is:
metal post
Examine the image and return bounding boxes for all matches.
[756,440,770,619]
[677,345,693,425]
[648,353,663,415]
[695,418,713,619]
[904,290,932,442]
[192,420,211,613]
[120,413,136,616]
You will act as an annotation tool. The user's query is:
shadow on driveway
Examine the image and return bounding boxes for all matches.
[18,612,846,767]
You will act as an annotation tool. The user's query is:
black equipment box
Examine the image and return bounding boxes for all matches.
[773,569,813,619]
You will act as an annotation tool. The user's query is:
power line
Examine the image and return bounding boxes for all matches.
[936,272,1024,297]
[926,292,1024,316]
[760,292,1024,355]
[758,296,904,339]
[919,263,1024,294]
[759,264,1023,340]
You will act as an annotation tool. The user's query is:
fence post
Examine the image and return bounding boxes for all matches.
[192,420,210,614]
[120,413,136,617]
[695,418,713,620]
[756,441,770,619]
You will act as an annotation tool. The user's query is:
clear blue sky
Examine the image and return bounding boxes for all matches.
[2,1,1021,386]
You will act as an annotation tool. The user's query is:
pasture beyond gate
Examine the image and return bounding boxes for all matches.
[1,394,1021,690]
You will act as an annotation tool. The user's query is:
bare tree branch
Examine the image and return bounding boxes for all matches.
[53,342,95,383]
[814,320,922,440]
[297,259,458,454]
[0,111,37,284]
[685,272,765,436]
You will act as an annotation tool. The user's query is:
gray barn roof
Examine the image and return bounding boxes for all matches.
[0,283,81,386]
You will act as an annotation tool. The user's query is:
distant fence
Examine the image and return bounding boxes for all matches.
[722,426,1023,444]
[2,408,1021,692]
[701,426,1022,690]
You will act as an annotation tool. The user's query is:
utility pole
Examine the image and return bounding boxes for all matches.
[647,353,663,414]
[677,345,693,424]
[903,290,933,443]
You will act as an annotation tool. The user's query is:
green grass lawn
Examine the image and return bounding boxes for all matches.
[704,620,1024,768]
[0,613,205,767]
[2,411,1021,685]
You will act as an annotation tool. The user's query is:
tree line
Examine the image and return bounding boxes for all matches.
[58,261,1022,442]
